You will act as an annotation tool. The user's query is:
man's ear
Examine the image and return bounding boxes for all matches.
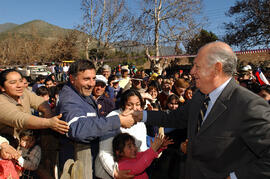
[69,75,75,85]
[0,86,5,92]
[215,62,223,74]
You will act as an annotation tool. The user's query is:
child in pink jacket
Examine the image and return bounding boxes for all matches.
[112,133,173,179]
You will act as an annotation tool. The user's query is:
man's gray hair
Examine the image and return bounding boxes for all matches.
[206,45,238,76]
[102,64,111,72]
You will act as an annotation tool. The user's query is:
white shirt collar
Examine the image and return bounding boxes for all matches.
[208,77,232,104]
[203,78,232,120]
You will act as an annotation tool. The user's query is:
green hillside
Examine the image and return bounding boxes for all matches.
[0,20,76,41]
[0,23,18,33]
[0,20,175,55]
[0,20,174,66]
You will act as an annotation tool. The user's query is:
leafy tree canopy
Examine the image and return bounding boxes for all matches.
[223,0,270,49]
[185,29,218,55]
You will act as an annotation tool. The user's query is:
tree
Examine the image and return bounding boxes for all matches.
[80,0,131,60]
[174,42,183,55]
[0,32,26,65]
[185,29,218,55]
[133,0,202,71]
[223,0,270,49]
[20,26,43,64]
[0,26,54,65]
[50,30,80,62]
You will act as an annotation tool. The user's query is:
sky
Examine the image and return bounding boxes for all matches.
[0,0,237,40]
[200,0,236,37]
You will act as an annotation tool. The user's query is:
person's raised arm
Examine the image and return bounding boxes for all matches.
[24,114,69,134]
[0,98,69,135]
[113,168,134,179]
[118,135,168,175]
[119,110,135,128]
[130,104,188,129]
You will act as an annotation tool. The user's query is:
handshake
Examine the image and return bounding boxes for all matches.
[118,110,144,128]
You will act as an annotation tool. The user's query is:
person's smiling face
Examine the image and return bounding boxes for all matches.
[190,47,216,94]
[124,95,142,111]
[70,69,96,97]
[2,71,24,99]
[148,87,158,99]
[120,139,138,159]
[93,81,106,98]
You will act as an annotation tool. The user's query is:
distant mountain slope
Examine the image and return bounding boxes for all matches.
[0,20,75,41]
[0,20,175,56]
[0,23,18,33]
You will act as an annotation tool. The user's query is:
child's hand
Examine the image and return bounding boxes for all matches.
[180,139,188,154]
[150,134,164,152]
[147,104,159,111]
[0,142,20,160]
[146,104,153,111]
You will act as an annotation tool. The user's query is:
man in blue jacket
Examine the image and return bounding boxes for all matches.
[57,60,134,179]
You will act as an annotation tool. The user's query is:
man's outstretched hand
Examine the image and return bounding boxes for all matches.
[48,114,69,134]
[119,109,144,128]
[119,109,135,128]
[132,110,143,123]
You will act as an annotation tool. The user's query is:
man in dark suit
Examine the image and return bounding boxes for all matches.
[130,41,270,179]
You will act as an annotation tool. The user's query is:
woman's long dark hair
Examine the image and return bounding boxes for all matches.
[166,94,180,109]
[0,69,22,87]
[119,89,144,110]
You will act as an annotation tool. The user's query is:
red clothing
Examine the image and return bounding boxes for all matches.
[118,148,158,179]
[0,159,22,179]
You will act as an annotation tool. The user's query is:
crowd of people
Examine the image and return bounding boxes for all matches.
[0,41,269,179]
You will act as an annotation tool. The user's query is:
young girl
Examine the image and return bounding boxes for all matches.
[95,89,147,179]
[146,81,161,111]
[17,130,41,179]
[166,94,181,111]
[113,133,173,179]
[184,87,193,101]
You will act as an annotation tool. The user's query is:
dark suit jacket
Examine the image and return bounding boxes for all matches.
[147,79,270,179]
